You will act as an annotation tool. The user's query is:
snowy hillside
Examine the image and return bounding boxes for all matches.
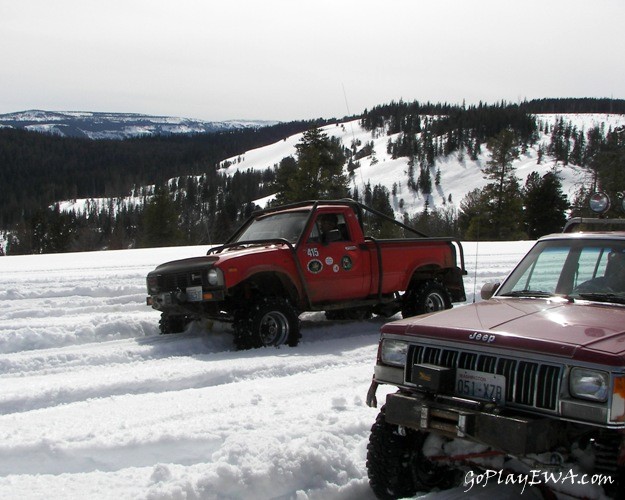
[54,112,625,220]
[0,110,277,139]
[218,113,625,218]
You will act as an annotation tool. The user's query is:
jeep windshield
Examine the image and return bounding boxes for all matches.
[233,211,309,244]
[496,238,625,304]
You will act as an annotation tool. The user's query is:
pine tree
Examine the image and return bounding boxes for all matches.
[273,128,348,204]
[483,129,522,238]
[523,171,569,238]
[140,187,183,248]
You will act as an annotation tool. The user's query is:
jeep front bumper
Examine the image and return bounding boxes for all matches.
[383,391,560,455]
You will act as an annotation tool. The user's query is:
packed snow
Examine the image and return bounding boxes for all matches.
[0,240,612,499]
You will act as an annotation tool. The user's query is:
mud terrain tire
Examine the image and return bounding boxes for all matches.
[159,313,191,334]
[401,280,451,318]
[233,297,300,349]
[367,406,457,499]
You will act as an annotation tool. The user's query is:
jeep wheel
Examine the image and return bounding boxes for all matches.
[401,280,451,318]
[234,297,300,349]
[159,313,191,334]
[366,407,457,499]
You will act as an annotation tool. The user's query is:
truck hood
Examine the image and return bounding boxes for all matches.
[383,298,625,365]
[149,243,291,274]
[150,255,219,274]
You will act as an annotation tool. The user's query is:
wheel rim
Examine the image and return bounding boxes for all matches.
[259,311,289,346]
[424,292,446,312]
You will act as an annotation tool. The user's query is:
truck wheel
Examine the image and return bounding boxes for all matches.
[366,407,456,499]
[401,280,451,318]
[159,313,190,334]
[234,297,300,349]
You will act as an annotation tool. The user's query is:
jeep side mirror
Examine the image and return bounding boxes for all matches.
[481,282,500,300]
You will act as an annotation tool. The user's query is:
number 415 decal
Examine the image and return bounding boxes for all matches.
[307,248,319,257]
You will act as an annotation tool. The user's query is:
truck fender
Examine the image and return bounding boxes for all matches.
[232,270,301,308]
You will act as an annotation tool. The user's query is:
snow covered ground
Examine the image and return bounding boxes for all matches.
[0,240,610,499]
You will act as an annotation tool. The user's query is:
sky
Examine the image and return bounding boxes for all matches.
[1,0,625,122]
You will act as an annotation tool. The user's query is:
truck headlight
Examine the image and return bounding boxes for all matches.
[207,268,223,286]
[380,339,409,367]
[147,275,159,293]
[570,368,609,402]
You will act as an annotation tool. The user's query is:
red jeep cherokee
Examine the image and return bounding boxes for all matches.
[366,217,625,499]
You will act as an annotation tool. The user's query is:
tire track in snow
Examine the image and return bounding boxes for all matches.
[0,322,381,415]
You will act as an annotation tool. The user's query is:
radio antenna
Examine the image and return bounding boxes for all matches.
[472,216,480,303]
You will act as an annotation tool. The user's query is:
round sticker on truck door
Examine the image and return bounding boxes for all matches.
[308,260,323,274]
[341,256,353,271]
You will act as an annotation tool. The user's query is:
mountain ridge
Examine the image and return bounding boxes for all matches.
[0,109,278,139]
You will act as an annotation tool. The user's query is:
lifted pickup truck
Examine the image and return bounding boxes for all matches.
[366,215,625,498]
[146,199,466,349]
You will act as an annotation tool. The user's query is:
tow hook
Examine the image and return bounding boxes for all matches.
[366,378,379,408]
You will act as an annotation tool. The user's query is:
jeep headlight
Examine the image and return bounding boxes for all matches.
[570,368,609,402]
[380,339,409,367]
[207,268,223,286]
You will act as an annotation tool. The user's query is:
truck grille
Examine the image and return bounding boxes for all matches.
[407,344,562,411]
[160,271,203,291]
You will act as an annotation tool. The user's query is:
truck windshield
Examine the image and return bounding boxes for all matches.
[497,239,625,303]
[233,211,309,244]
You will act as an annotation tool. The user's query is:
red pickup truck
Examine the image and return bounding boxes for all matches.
[366,209,625,498]
[146,199,466,349]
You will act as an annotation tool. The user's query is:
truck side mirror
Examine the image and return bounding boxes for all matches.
[480,282,500,300]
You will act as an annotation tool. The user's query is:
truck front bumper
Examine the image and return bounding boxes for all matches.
[384,391,560,456]
[147,289,225,310]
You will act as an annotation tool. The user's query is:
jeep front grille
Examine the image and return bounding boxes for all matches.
[407,344,562,411]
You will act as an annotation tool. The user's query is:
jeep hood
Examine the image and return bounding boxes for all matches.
[383,298,625,365]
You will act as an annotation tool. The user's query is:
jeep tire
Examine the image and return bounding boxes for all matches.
[366,406,456,499]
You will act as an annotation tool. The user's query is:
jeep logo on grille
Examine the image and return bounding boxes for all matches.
[468,332,496,343]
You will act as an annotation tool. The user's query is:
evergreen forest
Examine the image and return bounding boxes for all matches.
[1,98,624,255]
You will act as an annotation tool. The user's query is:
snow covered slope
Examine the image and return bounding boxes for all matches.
[218,113,625,217]
[56,112,625,219]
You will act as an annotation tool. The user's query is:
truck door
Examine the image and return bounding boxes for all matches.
[299,211,370,303]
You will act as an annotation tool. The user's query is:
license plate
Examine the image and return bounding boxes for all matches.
[455,369,506,405]
[186,286,203,302]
